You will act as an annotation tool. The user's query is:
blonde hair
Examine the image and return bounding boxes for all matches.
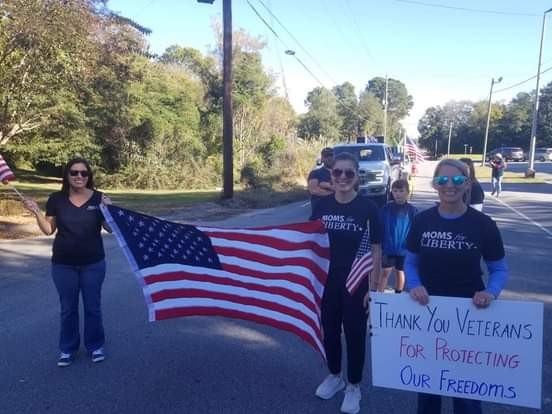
[433,158,470,179]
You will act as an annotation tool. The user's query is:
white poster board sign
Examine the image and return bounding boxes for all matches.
[370,293,543,409]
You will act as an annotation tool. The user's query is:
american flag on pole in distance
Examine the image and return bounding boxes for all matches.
[345,228,373,295]
[100,205,330,356]
[0,154,16,184]
[405,136,425,164]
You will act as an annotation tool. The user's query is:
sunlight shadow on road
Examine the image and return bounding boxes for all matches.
[177,317,279,348]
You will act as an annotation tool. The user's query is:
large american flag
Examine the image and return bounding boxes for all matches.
[101,205,330,356]
[0,154,15,184]
[345,229,373,295]
[405,136,425,164]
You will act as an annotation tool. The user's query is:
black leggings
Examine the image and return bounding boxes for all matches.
[321,269,369,384]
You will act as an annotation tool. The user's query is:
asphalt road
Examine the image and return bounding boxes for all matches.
[1,162,551,414]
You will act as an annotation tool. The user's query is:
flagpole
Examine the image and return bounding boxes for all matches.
[7,182,25,201]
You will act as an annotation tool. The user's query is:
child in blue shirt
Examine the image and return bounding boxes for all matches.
[377,179,417,293]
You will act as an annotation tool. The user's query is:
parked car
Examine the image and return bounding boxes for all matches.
[333,143,401,206]
[486,147,525,162]
[534,147,552,162]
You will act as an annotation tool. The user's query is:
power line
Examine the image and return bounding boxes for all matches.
[245,0,372,124]
[494,65,552,93]
[341,0,378,67]
[255,0,339,85]
[392,0,539,17]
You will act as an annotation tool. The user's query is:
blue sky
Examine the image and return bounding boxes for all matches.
[109,0,552,136]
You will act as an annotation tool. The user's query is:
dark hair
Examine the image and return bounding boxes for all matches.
[321,147,334,156]
[61,157,95,194]
[333,152,359,170]
[392,178,410,192]
[459,157,478,182]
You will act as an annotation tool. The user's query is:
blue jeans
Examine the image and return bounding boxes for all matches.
[491,176,502,195]
[51,260,106,353]
[417,393,482,414]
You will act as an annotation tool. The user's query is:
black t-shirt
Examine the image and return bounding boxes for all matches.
[46,190,105,265]
[311,194,382,272]
[308,167,332,206]
[469,181,485,205]
[406,206,505,297]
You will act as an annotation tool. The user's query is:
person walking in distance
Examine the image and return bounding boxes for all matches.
[307,147,335,214]
[489,153,506,197]
[459,157,484,211]
[377,179,417,293]
[310,152,382,414]
[406,159,508,414]
[23,158,112,367]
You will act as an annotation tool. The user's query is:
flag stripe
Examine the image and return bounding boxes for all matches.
[210,237,330,270]
[145,272,319,316]
[149,287,321,337]
[200,226,329,246]
[214,247,327,285]
[142,263,323,305]
[216,256,326,296]
[154,306,323,354]
[0,154,16,182]
[206,231,330,259]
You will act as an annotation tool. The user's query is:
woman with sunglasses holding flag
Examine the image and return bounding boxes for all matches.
[23,158,112,368]
[405,158,508,414]
[310,152,382,414]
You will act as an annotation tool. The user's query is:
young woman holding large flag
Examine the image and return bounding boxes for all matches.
[406,158,508,414]
[310,152,382,414]
[23,158,112,368]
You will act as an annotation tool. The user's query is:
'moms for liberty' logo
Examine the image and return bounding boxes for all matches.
[421,231,476,250]
[322,214,363,232]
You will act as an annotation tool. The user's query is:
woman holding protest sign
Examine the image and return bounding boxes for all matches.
[23,158,112,368]
[405,158,508,414]
[310,152,382,414]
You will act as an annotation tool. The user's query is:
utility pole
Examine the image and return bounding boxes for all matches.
[481,76,502,166]
[527,7,552,177]
[222,0,233,198]
[198,0,233,198]
[447,122,453,157]
[383,75,388,144]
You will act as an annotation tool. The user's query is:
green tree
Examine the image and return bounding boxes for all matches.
[0,0,101,144]
[298,87,341,140]
[537,82,552,148]
[332,82,359,141]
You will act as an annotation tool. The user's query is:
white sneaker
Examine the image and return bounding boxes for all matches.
[315,374,345,399]
[340,383,361,413]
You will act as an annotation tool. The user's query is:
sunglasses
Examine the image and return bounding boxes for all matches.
[69,170,90,177]
[433,175,467,186]
[331,168,356,179]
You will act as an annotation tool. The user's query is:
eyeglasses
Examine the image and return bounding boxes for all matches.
[433,175,467,186]
[331,168,356,179]
[69,170,90,177]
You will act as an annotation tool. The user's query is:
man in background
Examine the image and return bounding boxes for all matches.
[308,147,335,215]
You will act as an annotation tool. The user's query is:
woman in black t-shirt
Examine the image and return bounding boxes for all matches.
[459,157,484,212]
[310,152,382,414]
[23,158,112,368]
[405,159,508,414]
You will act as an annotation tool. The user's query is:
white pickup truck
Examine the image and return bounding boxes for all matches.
[333,143,401,206]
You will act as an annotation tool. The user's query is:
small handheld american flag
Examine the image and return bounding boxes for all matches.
[0,154,16,184]
[345,228,373,295]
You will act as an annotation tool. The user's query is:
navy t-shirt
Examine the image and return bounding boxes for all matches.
[46,190,105,265]
[308,167,332,207]
[311,194,382,273]
[469,181,485,205]
[406,206,505,297]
